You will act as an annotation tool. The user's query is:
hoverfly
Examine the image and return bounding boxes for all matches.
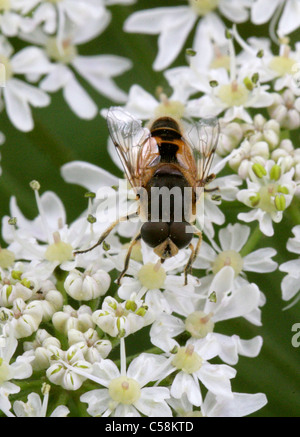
[75,107,219,285]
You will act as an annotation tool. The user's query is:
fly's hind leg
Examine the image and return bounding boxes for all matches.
[117,231,142,285]
[184,228,202,285]
[74,211,139,256]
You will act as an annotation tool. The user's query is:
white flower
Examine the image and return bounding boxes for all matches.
[1,188,100,278]
[116,241,200,317]
[124,0,250,71]
[0,298,43,339]
[20,0,108,38]
[29,280,63,322]
[13,383,69,417]
[279,225,300,306]
[189,66,274,123]
[46,344,93,391]
[0,332,33,415]
[162,335,236,406]
[80,342,172,417]
[52,304,95,335]
[168,390,267,417]
[194,223,278,290]
[0,36,51,131]
[237,160,297,236]
[251,0,300,37]
[22,17,131,119]
[150,266,263,356]
[92,296,152,338]
[64,268,111,301]
[67,328,112,364]
[268,90,300,129]
[271,139,300,183]
[0,0,34,37]
[23,329,61,371]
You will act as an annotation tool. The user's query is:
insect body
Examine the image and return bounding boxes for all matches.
[75,107,219,285]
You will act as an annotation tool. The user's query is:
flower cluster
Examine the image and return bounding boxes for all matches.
[0,0,299,418]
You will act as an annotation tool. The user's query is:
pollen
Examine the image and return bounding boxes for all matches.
[172,345,203,374]
[108,376,141,405]
[185,311,215,338]
[0,248,15,269]
[45,37,77,64]
[188,0,219,16]
[212,250,244,277]
[217,81,249,107]
[137,262,166,289]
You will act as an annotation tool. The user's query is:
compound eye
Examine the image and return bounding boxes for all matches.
[141,222,169,248]
[169,222,193,249]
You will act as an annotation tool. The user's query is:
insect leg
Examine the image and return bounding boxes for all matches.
[74,211,139,256]
[184,228,202,285]
[117,231,142,285]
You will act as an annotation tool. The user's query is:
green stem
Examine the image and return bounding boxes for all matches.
[240,225,262,257]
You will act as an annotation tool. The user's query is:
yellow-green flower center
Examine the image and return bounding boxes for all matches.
[172,345,203,374]
[108,376,141,405]
[269,56,297,76]
[122,241,143,262]
[217,81,249,107]
[44,240,73,263]
[137,262,166,289]
[185,311,215,338]
[212,250,244,277]
[0,55,12,82]
[0,358,12,384]
[0,0,10,11]
[155,99,185,120]
[210,55,230,71]
[0,248,15,269]
[188,0,219,16]
[45,38,77,64]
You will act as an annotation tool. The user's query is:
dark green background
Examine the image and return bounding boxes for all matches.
[0,1,299,417]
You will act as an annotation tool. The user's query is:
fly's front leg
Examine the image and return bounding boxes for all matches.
[184,228,202,285]
[117,231,142,285]
[74,211,139,256]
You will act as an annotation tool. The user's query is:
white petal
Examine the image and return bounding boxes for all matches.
[198,363,235,397]
[170,372,202,407]
[40,65,71,92]
[207,391,268,417]
[62,74,97,119]
[61,161,119,191]
[243,248,277,272]
[135,387,172,417]
[281,274,300,301]
[91,360,119,387]
[213,283,261,322]
[219,223,250,252]
[251,0,280,24]
[153,10,197,71]
[4,83,33,132]
[124,7,190,34]
[278,0,300,36]
[11,47,52,75]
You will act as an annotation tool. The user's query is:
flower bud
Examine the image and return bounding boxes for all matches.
[64,269,111,301]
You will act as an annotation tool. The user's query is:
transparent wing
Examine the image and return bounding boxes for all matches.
[183,117,220,186]
[106,107,151,190]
